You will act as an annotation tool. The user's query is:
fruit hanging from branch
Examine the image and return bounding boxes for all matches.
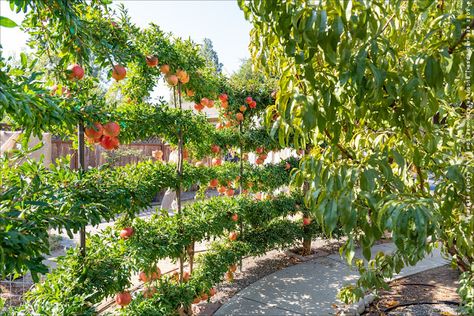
[119,227,134,239]
[231,213,239,222]
[249,100,257,109]
[209,179,218,188]
[194,103,204,111]
[100,135,120,150]
[112,65,127,81]
[226,188,235,197]
[182,271,190,282]
[228,231,238,241]
[219,93,228,102]
[240,105,247,112]
[139,266,161,283]
[186,89,195,97]
[67,63,84,80]
[176,69,189,83]
[302,217,311,226]
[207,100,214,108]
[211,144,220,154]
[146,55,158,67]
[245,96,253,104]
[103,122,120,137]
[115,291,132,306]
[218,185,227,194]
[160,64,170,74]
[166,74,178,86]
[200,97,209,107]
[236,113,244,121]
[212,157,222,166]
[85,122,103,139]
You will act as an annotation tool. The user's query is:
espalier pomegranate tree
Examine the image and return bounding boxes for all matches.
[1,1,328,315]
[239,0,473,313]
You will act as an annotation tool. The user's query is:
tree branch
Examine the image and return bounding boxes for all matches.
[324,129,356,161]
[448,18,474,54]
[415,164,425,193]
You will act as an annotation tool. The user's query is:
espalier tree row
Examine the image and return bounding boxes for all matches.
[0,155,300,280]
[7,193,329,315]
[3,1,326,315]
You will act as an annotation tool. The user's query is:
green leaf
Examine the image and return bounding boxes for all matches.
[20,52,27,68]
[0,16,18,28]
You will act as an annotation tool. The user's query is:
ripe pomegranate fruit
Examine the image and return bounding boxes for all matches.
[194,103,204,111]
[200,98,209,107]
[182,271,190,282]
[101,136,119,150]
[139,267,161,282]
[255,158,264,165]
[160,64,170,74]
[186,89,195,97]
[207,100,214,108]
[115,291,132,306]
[218,186,227,194]
[219,93,228,101]
[209,179,219,188]
[85,122,103,139]
[240,105,247,112]
[226,188,235,197]
[231,213,238,222]
[146,55,158,67]
[245,96,253,104]
[166,75,178,86]
[221,100,228,109]
[176,69,188,83]
[303,217,311,226]
[67,63,84,80]
[211,144,220,154]
[229,231,238,241]
[103,122,120,137]
[112,65,126,81]
[212,158,222,166]
[249,100,257,109]
[236,113,244,121]
[256,147,264,154]
[119,227,134,239]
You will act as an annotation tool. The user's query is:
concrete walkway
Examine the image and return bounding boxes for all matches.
[215,243,448,315]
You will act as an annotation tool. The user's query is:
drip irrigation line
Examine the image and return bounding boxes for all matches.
[383,300,459,313]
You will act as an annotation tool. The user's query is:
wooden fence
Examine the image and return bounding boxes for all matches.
[51,138,171,168]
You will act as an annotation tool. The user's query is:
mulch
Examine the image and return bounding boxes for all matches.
[365,265,461,315]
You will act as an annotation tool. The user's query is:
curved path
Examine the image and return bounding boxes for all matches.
[215,243,447,315]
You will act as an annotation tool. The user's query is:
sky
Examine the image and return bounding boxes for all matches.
[0,0,252,74]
